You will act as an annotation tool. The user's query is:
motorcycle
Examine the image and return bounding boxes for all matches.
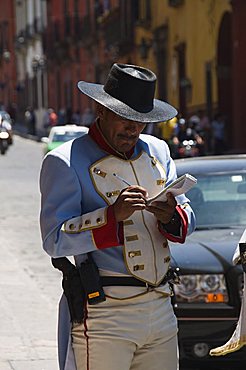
[178,139,199,158]
[169,134,206,159]
[0,127,10,155]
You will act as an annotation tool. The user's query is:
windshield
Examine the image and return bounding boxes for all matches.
[52,131,85,142]
[186,173,246,228]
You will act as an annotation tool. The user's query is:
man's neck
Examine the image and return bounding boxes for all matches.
[89,119,134,159]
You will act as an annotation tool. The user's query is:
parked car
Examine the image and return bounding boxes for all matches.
[0,110,13,145]
[170,154,246,369]
[41,125,89,154]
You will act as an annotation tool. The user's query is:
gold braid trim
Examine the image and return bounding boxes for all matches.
[209,336,246,356]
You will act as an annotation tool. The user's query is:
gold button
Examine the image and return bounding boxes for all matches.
[129,252,135,258]
[151,158,157,165]
[85,219,91,225]
[126,235,138,242]
[69,224,75,230]
[96,218,102,224]
[123,219,134,226]
[93,167,106,177]
[163,241,168,248]
[133,264,144,271]
[106,190,120,197]
[94,167,101,174]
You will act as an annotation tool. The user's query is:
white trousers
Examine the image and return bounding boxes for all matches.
[71,290,179,370]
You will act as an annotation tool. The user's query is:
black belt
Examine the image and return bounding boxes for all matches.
[101,269,178,288]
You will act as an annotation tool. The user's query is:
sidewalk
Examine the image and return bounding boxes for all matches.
[0,241,61,370]
[13,122,42,142]
[0,135,62,370]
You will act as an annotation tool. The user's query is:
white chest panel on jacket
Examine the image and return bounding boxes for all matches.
[89,151,170,285]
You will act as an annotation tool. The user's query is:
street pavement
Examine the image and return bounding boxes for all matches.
[0,135,62,370]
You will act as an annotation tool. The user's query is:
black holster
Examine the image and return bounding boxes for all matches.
[51,256,106,323]
[52,257,85,323]
[79,257,106,305]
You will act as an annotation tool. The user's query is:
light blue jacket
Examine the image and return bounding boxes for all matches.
[40,132,196,369]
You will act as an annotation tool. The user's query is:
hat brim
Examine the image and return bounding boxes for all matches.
[77,81,177,123]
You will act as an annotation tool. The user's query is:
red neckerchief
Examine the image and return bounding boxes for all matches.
[89,120,134,159]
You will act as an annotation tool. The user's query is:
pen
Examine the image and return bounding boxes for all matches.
[113,173,131,186]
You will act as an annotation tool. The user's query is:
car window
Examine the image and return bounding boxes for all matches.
[186,173,246,228]
[52,131,85,142]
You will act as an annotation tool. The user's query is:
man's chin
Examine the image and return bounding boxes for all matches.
[117,140,136,152]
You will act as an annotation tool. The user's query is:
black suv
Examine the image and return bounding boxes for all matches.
[170,155,246,369]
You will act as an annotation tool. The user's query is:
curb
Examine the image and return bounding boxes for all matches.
[13,129,41,142]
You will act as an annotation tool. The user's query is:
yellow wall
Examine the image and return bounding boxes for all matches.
[135,0,231,113]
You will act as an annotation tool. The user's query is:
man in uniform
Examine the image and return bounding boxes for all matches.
[40,63,196,370]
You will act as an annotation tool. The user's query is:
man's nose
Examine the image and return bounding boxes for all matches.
[126,122,139,133]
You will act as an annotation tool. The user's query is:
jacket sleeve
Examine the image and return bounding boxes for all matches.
[155,143,196,242]
[158,204,191,243]
[40,153,120,258]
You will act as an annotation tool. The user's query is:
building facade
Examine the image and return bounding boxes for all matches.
[14,0,47,130]
[0,1,17,115]
[134,0,233,143]
[1,0,245,151]
[231,0,246,152]
[43,0,140,123]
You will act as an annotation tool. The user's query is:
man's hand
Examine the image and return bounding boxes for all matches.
[112,186,148,222]
[146,192,177,224]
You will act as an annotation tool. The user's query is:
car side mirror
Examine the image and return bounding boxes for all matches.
[41,137,49,144]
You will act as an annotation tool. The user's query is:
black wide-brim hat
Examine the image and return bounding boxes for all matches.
[77,63,177,123]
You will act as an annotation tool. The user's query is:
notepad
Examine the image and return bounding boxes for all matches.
[146,173,197,205]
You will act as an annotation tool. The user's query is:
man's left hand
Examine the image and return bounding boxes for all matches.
[146,192,177,224]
